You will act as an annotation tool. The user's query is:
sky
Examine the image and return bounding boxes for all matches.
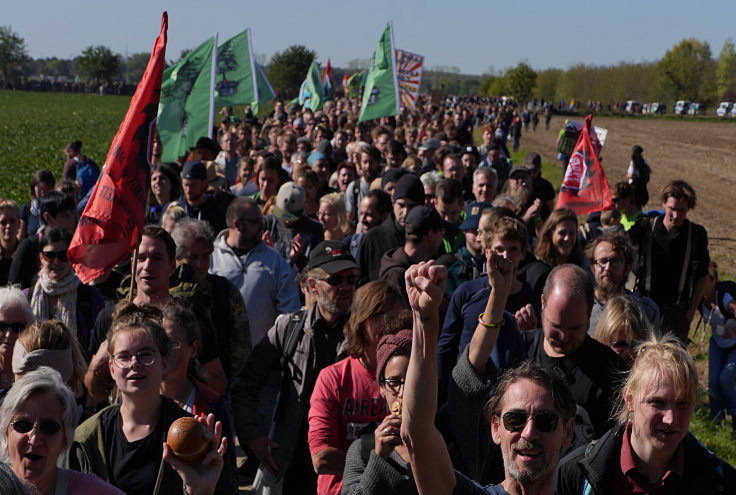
[6,0,736,75]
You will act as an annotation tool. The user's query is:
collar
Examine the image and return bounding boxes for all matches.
[620,422,685,486]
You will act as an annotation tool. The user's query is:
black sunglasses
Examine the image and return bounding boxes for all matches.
[41,250,68,262]
[501,411,560,433]
[11,419,62,436]
[0,321,25,334]
[317,274,359,287]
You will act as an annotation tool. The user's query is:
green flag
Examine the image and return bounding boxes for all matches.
[214,29,257,106]
[347,70,366,98]
[300,61,324,111]
[252,61,276,115]
[359,23,399,123]
[157,37,214,163]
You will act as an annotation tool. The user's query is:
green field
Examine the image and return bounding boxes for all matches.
[0,90,131,203]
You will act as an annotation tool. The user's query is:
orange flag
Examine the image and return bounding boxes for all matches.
[555,114,614,215]
[68,12,168,283]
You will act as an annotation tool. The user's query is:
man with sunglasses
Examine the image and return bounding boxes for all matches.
[585,232,659,333]
[232,240,359,495]
[401,260,576,495]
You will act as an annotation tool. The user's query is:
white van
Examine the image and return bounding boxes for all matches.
[716,102,733,117]
[673,100,691,115]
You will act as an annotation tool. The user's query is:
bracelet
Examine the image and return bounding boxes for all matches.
[478,313,504,328]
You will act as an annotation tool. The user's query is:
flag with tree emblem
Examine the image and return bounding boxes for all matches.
[358,23,399,122]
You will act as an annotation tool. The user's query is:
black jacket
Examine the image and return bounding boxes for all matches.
[557,425,736,495]
[357,214,404,284]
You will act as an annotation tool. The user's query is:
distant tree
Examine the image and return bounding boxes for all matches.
[717,39,736,101]
[267,45,316,98]
[76,45,121,85]
[347,58,371,70]
[505,62,537,103]
[0,25,30,87]
[535,68,561,102]
[487,76,509,97]
[658,38,716,103]
[122,52,150,83]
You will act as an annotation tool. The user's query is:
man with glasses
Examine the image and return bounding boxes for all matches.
[232,240,359,495]
[401,261,576,494]
[585,232,659,332]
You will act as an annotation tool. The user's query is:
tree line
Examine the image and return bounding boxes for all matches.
[2,25,735,106]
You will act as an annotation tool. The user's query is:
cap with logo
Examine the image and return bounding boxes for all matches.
[274,182,305,223]
[307,240,359,274]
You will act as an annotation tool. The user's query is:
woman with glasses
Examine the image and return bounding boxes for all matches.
[341,329,415,495]
[593,295,649,366]
[0,367,124,494]
[25,227,104,357]
[307,280,405,495]
[68,301,229,495]
[0,287,34,392]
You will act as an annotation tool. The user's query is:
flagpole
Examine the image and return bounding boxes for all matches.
[208,32,218,139]
[388,21,400,116]
[247,28,259,109]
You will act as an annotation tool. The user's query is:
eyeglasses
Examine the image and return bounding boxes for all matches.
[41,250,68,262]
[316,274,359,287]
[501,411,561,433]
[612,340,633,349]
[11,419,62,436]
[381,378,405,393]
[112,349,157,369]
[0,321,25,334]
[170,340,183,350]
[594,257,623,269]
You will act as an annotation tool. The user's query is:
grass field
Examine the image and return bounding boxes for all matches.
[2,90,734,467]
[0,90,130,203]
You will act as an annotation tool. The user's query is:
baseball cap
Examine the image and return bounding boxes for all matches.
[418,138,441,151]
[307,151,327,166]
[181,161,208,180]
[522,151,541,169]
[459,202,492,230]
[274,182,305,223]
[405,205,450,235]
[509,163,534,179]
[190,136,219,152]
[307,240,359,274]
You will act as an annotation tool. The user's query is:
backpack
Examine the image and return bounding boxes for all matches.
[557,126,581,155]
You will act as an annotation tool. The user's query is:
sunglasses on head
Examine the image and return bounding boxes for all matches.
[41,250,68,262]
[317,274,358,287]
[11,419,62,436]
[0,321,25,334]
[501,411,560,433]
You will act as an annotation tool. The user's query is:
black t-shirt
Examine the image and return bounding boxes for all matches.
[532,175,556,204]
[522,329,626,437]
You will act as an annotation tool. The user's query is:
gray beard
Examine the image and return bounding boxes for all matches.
[504,439,560,483]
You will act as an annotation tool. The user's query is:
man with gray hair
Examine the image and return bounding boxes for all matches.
[472,167,498,205]
[171,218,251,380]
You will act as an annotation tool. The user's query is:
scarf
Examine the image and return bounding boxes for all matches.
[30,270,80,336]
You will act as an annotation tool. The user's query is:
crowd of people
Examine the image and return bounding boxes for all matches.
[0,93,734,494]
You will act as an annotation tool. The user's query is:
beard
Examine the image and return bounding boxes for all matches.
[504,439,560,483]
[317,286,353,317]
[508,184,533,215]
[596,275,625,302]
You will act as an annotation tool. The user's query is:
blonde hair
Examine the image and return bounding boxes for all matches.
[593,295,649,348]
[614,333,700,424]
[319,192,353,236]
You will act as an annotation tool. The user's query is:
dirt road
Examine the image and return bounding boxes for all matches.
[520,115,736,276]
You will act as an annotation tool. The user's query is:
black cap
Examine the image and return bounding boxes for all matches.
[190,136,219,151]
[405,205,450,235]
[509,163,534,179]
[381,168,410,188]
[307,240,359,274]
[522,151,541,169]
[392,174,425,205]
[181,160,208,180]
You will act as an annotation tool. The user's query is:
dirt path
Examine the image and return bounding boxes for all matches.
[520,116,736,276]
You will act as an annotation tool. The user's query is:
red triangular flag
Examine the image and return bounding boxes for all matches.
[555,114,614,215]
[68,12,168,283]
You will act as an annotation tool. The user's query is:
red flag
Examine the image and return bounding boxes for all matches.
[68,13,168,283]
[322,58,332,84]
[555,114,614,215]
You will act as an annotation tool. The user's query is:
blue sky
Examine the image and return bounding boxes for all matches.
[6,0,736,74]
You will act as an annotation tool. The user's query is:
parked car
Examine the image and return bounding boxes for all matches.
[688,103,706,115]
[625,100,641,113]
[649,102,666,115]
[716,102,733,117]
[673,100,691,115]
[732,104,736,117]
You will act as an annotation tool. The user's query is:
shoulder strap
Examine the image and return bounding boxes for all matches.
[676,220,693,304]
[644,216,658,295]
[281,309,307,364]
[55,467,70,495]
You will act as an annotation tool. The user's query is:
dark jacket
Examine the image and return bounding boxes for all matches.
[358,214,404,284]
[557,425,736,495]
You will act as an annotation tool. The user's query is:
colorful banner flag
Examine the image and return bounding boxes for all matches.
[322,58,333,99]
[68,12,168,283]
[395,48,423,109]
[555,115,614,215]
[157,36,214,163]
[359,23,400,123]
[341,73,350,96]
[346,71,366,98]
[299,60,325,111]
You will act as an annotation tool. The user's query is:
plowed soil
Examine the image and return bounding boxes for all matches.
[521,116,736,276]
